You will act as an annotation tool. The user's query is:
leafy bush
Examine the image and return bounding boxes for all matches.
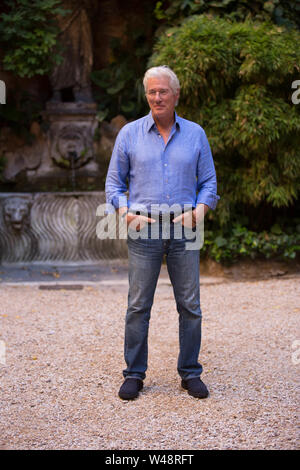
[0,0,68,78]
[149,15,300,227]
[203,222,300,262]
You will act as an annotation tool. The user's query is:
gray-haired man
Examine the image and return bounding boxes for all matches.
[106,65,219,400]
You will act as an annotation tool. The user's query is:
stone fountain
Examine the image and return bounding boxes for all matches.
[0,0,127,265]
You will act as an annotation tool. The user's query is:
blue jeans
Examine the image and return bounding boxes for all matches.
[123,219,203,381]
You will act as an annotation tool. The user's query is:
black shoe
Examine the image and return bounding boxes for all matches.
[118,378,143,400]
[181,377,209,398]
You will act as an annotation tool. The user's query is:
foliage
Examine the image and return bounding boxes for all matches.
[203,222,300,262]
[149,15,300,227]
[0,0,68,78]
[91,28,153,122]
[91,12,157,120]
[154,0,300,30]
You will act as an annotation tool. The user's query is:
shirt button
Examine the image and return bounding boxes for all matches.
[166,195,170,199]
[164,163,167,167]
[158,134,161,138]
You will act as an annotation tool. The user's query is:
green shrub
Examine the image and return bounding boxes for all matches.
[149,15,300,227]
[203,222,300,262]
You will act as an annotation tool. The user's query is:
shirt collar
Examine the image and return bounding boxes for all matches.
[146,111,180,133]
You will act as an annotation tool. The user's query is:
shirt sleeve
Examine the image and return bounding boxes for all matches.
[196,129,220,210]
[105,127,130,213]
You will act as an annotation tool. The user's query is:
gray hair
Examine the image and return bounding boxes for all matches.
[143,65,180,95]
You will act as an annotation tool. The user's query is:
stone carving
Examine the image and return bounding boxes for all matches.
[43,101,99,175]
[31,194,81,262]
[0,195,38,263]
[0,192,127,264]
[0,106,128,192]
[3,197,32,231]
[0,104,100,189]
[0,1,102,189]
[49,0,94,103]
[50,123,93,169]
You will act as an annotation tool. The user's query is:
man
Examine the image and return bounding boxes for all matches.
[105,65,219,400]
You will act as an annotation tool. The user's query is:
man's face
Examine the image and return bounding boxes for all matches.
[146,76,179,122]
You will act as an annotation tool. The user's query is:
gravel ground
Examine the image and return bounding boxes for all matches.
[0,272,299,450]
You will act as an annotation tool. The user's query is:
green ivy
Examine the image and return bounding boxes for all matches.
[0,0,69,78]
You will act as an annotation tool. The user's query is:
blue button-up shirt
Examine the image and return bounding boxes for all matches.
[105,111,219,213]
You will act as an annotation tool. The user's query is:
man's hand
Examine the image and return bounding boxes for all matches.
[172,204,209,228]
[126,213,156,231]
[118,208,155,231]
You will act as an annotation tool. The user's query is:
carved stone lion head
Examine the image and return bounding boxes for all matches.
[3,197,31,231]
